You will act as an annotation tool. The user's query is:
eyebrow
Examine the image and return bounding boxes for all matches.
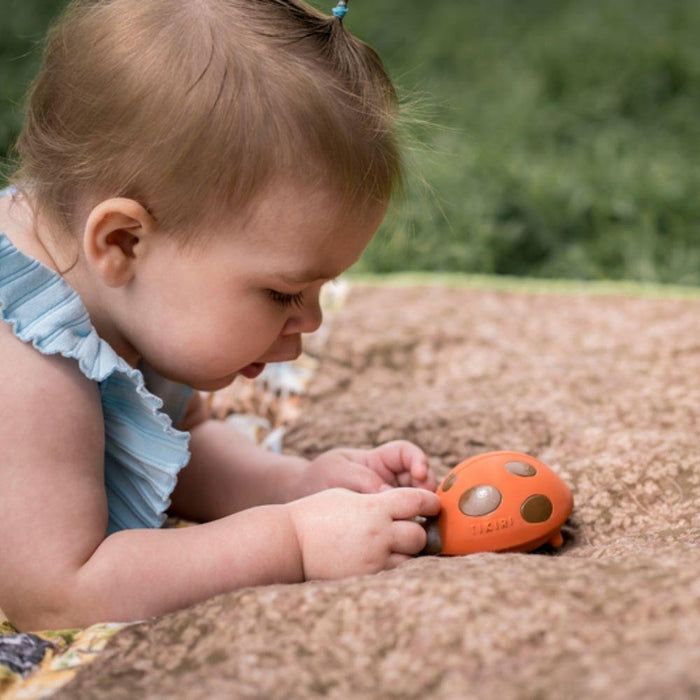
[276,269,335,284]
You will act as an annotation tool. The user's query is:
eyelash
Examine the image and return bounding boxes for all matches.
[268,289,305,308]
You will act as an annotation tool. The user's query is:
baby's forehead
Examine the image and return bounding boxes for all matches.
[223,186,385,281]
[228,181,381,239]
[247,230,357,282]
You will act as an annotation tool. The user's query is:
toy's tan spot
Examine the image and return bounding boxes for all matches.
[459,485,502,517]
[441,473,457,492]
[505,460,537,477]
[521,494,553,523]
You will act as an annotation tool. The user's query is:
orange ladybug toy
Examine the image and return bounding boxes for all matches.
[422,451,573,555]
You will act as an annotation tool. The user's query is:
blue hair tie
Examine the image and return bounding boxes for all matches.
[332,1,348,20]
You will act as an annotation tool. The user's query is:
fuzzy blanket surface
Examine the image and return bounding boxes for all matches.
[52,285,700,699]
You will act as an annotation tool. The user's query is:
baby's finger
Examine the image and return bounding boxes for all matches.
[337,463,387,494]
[397,471,414,487]
[386,552,411,570]
[418,468,439,492]
[380,487,441,520]
[400,460,438,491]
[338,448,397,484]
[371,440,429,478]
[390,520,427,555]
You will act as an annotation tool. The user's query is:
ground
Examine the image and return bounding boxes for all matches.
[47,284,700,699]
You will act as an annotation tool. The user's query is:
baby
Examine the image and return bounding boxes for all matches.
[0,0,441,631]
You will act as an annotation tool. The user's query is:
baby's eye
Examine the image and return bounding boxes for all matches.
[267,289,305,309]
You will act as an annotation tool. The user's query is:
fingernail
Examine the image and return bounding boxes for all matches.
[379,484,393,492]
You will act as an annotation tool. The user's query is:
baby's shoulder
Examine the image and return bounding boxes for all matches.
[0,319,103,433]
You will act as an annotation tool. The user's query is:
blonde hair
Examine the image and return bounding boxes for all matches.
[9,0,401,241]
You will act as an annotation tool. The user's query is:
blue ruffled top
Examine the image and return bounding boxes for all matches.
[0,189,192,534]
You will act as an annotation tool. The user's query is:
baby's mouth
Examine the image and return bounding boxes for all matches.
[238,362,266,379]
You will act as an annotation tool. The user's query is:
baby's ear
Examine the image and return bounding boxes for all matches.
[83,198,154,287]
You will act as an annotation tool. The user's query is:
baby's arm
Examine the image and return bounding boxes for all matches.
[169,391,309,521]
[0,334,438,630]
[0,336,300,629]
[170,393,437,522]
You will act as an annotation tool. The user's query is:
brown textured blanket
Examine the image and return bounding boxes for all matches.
[55,285,700,699]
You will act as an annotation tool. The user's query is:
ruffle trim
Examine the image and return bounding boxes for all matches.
[0,231,190,533]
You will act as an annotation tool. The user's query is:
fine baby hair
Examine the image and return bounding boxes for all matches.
[9,0,401,245]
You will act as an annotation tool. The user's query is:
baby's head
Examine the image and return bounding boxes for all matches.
[10,0,402,387]
[12,0,400,237]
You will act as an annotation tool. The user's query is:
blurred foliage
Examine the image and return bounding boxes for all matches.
[0,0,63,171]
[2,0,699,283]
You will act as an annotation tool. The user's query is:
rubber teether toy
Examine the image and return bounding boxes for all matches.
[422,451,573,555]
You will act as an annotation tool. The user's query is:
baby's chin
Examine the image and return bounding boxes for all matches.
[186,374,240,392]
[185,362,266,392]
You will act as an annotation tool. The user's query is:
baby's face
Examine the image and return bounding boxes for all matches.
[126,183,386,391]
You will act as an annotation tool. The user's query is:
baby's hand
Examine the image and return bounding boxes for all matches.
[287,487,441,579]
[297,440,438,497]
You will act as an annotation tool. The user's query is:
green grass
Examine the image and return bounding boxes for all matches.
[340,0,700,285]
[2,0,700,286]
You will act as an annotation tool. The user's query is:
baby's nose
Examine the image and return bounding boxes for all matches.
[283,299,323,335]
[299,301,323,334]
